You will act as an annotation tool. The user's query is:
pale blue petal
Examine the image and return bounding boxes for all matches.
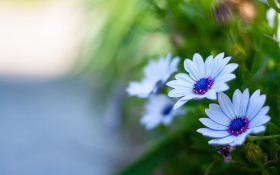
[199,118,228,130]
[218,92,235,119]
[174,73,195,83]
[232,89,242,117]
[208,138,221,145]
[240,88,249,117]
[166,80,193,89]
[169,56,180,71]
[173,95,196,110]
[126,80,153,98]
[251,125,266,134]
[205,108,230,126]
[205,55,214,77]
[204,89,217,100]
[249,115,270,128]
[250,106,270,122]
[145,117,162,130]
[210,53,231,78]
[193,53,205,79]
[211,82,229,92]
[215,63,238,79]
[209,103,220,111]
[168,89,193,97]
[218,135,236,144]
[234,129,252,146]
[197,128,229,137]
[197,128,230,138]
[215,74,236,84]
[184,59,200,80]
[247,90,266,120]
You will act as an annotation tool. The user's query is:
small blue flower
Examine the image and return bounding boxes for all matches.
[166,52,238,110]
[140,94,186,130]
[126,53,180,98]
[197,89,270,146]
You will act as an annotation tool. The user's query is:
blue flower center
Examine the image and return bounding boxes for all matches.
[228,117,248,135]
[162,104,173,116]
[193,77,214,95]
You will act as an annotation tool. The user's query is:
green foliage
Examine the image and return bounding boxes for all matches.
[79,0,280,174]
[267,0,280,13]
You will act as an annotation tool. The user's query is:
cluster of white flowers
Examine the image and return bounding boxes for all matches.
[126,52,270,147]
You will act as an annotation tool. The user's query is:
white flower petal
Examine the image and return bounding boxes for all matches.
[211,82,229,92]
[249,115,270,128]
[204,89,217,100]
[205,55,214,77]
[173,95,196,110]
[166,80,193,89]
[215,63,238,79]
[266,8,276,28]
[209,103,220,110]
[251,125,266,134]
[184,59,200,80]
[199,118,228,130]
[205,108,230,126]
[211,55,231,79]
[213,52,225,63]
[126,81,153,98]
[140,114,156,124]
[127,53,180,98]
[145,117,162,130]
[218,135,236,144]
[247,90,266,120]
[193,53,205,78]
[169,56,180,71]
[208,138,221,145]
[229,141,236,146]
[174,73,195,83]
[251,106,270,121]
[141,94,180,130]
[232,89,242,117]
[240,88,249,117]
[162,114,175,126]
[218,92,235,120]
[215,74,236,84]
[197,128,211,134]
[197,128,229,138]
[234,129,252,146]
[168,89,193,97]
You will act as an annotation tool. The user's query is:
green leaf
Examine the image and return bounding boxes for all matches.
[268,122,280,135]
[268,0,280,13]
[269,166,279,175]
[275,144,280,150]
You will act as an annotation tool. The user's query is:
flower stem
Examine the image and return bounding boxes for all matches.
[248,135,280,141]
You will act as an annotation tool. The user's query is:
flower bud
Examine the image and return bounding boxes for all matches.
[244,142,263,163]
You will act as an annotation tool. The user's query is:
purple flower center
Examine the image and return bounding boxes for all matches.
[193,77,214,95]
[228,117,249,136]
[162,104,173,116]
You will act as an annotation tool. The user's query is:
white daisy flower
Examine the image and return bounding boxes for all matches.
[197,89,270,146]
[166,52,238,110]
[140,94,185,130]
[126,53,180,98]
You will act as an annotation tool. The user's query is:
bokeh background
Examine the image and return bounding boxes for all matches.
[1,0,280,174]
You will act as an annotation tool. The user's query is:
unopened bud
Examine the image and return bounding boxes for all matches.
[244,142,263,163]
